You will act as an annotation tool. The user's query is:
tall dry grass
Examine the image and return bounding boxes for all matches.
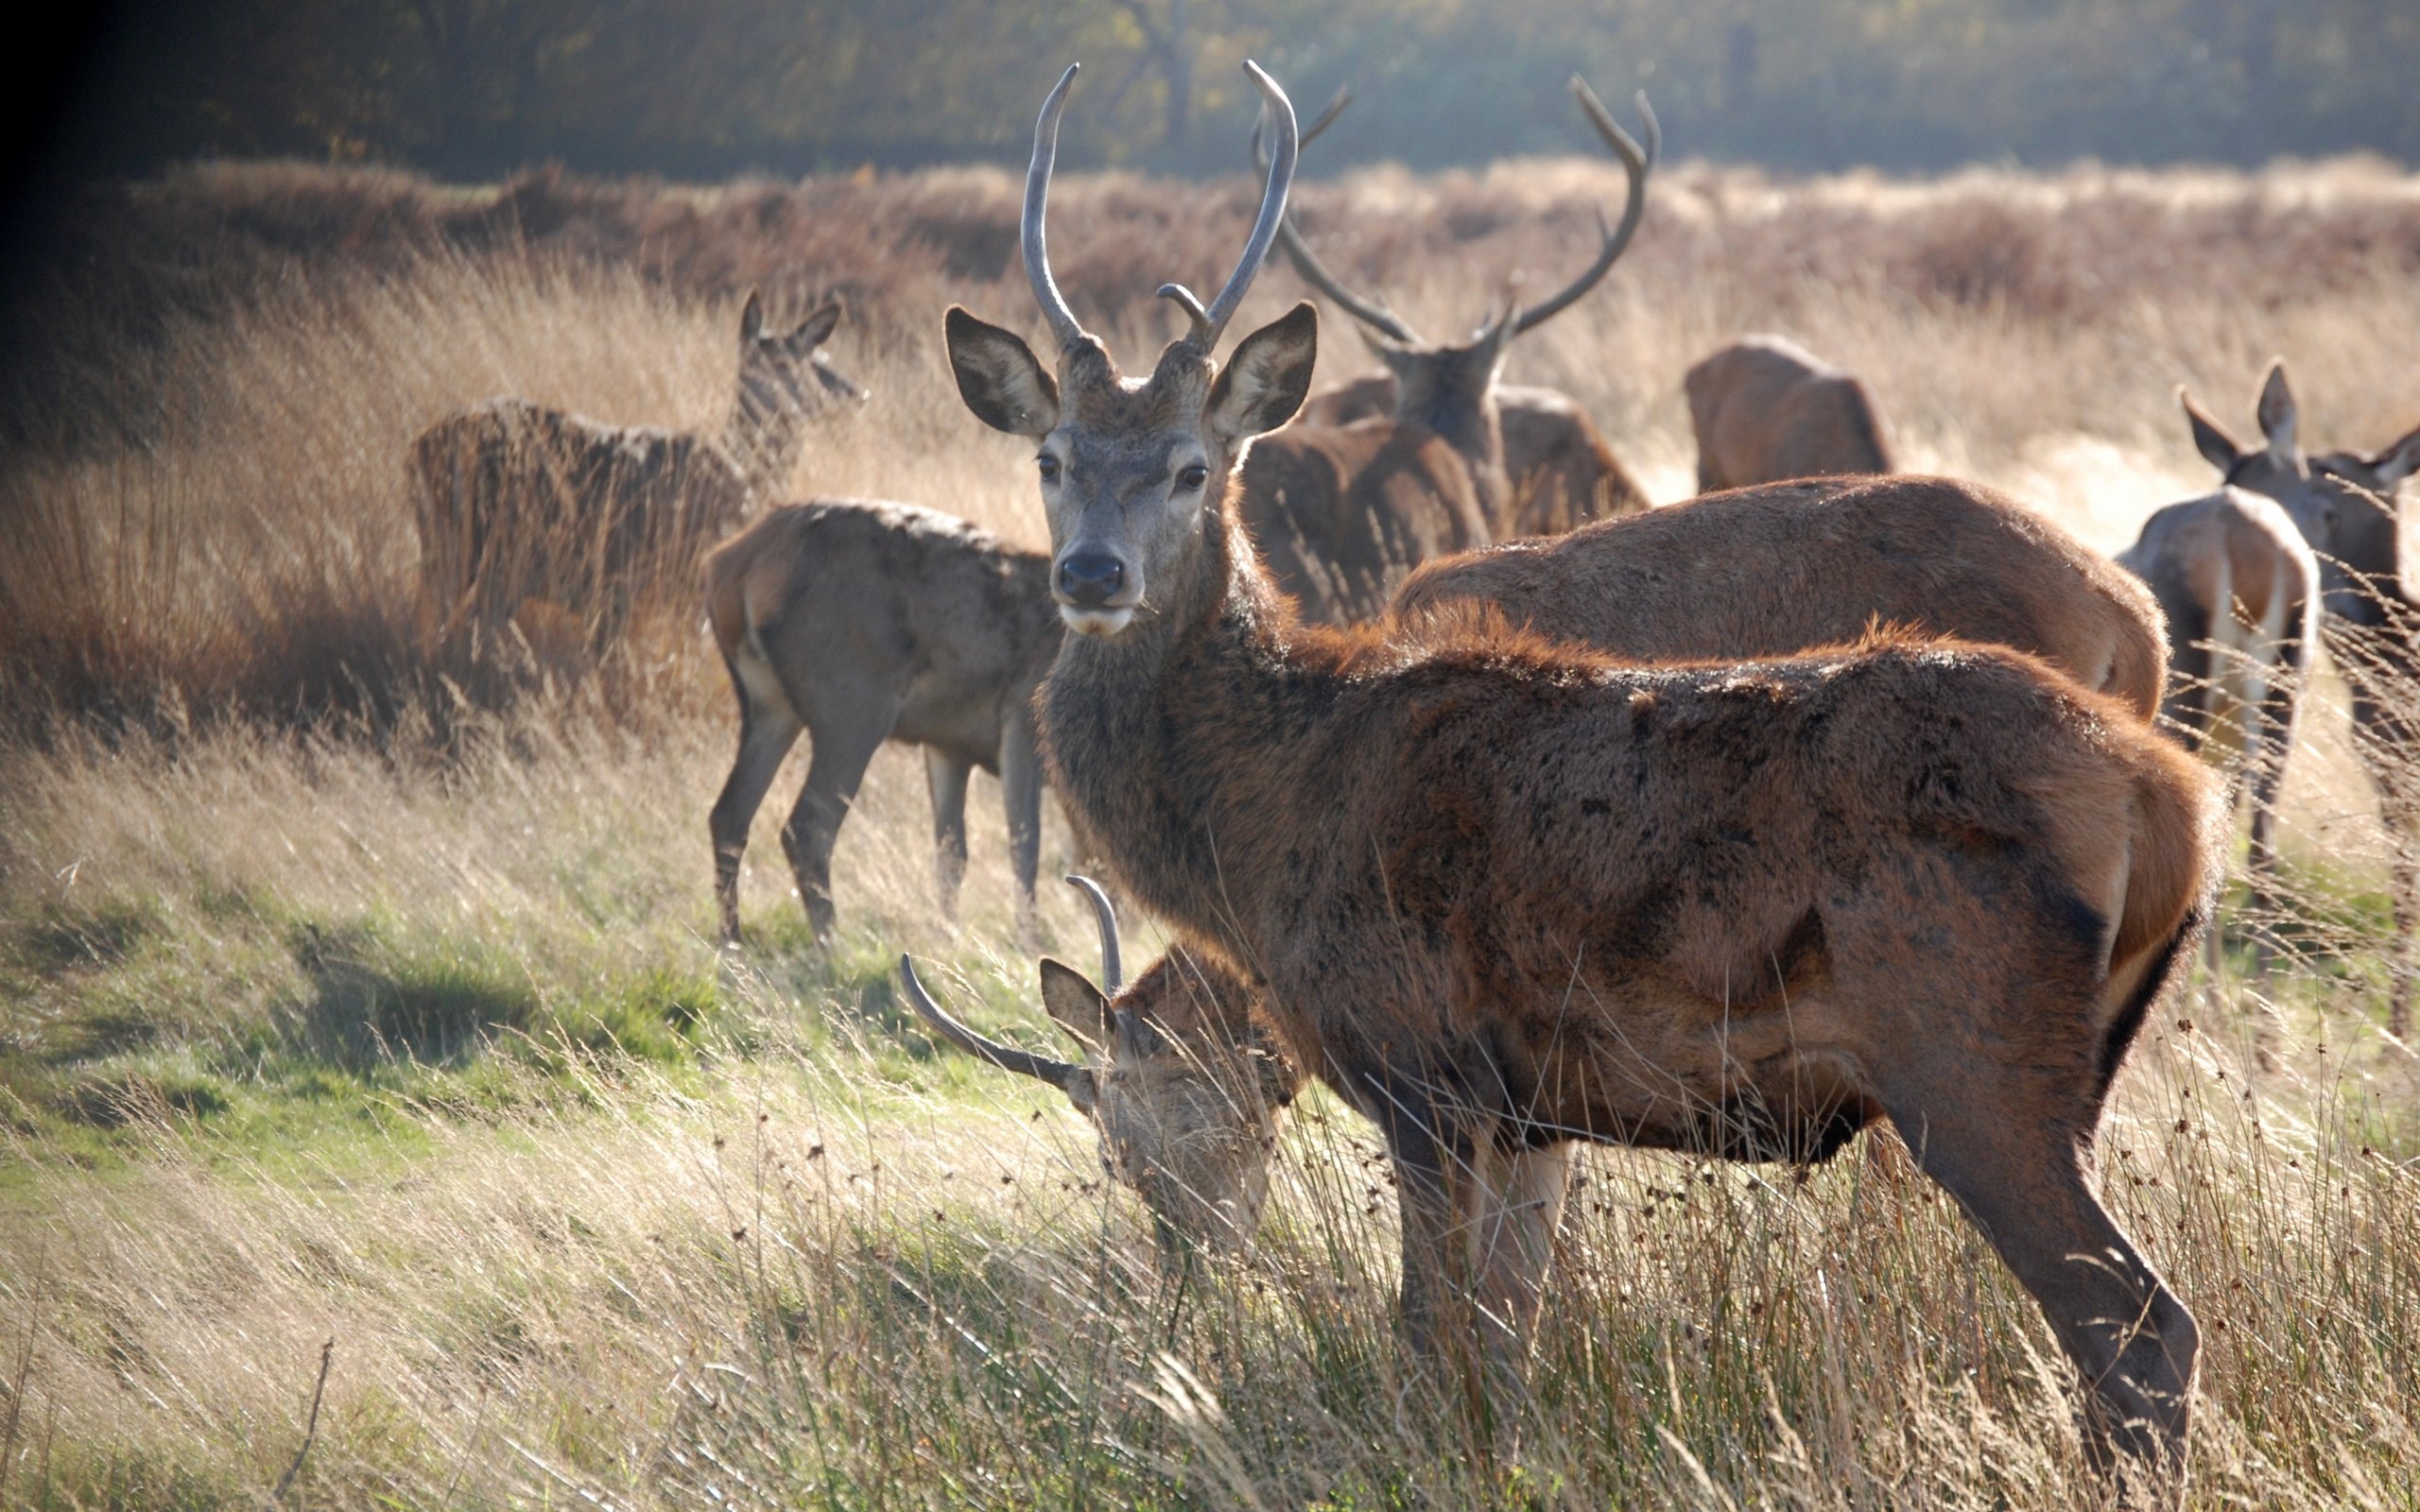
[5,155,2420,1508]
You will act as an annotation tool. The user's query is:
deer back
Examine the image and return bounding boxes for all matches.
[1237,417,1489,623]
[1395,474,2165,720]
[1685,336,1893,490]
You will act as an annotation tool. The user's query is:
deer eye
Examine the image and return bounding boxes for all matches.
[1037,454,1062,483]
[1176,463,1209,491]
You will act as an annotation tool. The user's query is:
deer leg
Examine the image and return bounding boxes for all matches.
[708,682,804,947]
[923,748,972,919]
[2241,649,2299,993]
[1884,1087,2195,1506]
[1001,710,1045,947]
[1471,1142,1572,1358]
[779,710,894,945]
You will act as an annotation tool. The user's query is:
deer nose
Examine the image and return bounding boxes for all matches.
[1056,552,1126,607]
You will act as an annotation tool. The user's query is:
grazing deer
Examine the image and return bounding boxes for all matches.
[2191,364,2420,1034]
[2116,486,2319,990]
[901,878,1292,1254]
[412,293,864,650]
[942,61,2214,1498]
[1275,83,1655,538]
[1685,335,1893,491]
[705,500,1061,946]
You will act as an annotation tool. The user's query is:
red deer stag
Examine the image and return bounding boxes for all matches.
[942,61,2213,1500]
[706,501,1061,945]
[1275,82,1655,538]
[2116,485,2319,990]
[918,473,2170,1261]
[412,293,864,651]
[2192,363,2420,1033]
[900,877,1290,1254]
[1685,334,1893,491]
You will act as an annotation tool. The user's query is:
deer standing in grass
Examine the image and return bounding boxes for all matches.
[706,500,1061,946]
[1274,82,1655,540]
[1685,334,1893,491]
[412,294,864,652]
[2189,364,2420,1034]
[912,471,2171,1263]
[942,60,2213,1501]
[2116,480,2319,992]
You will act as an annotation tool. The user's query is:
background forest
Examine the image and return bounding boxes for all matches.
[24,0,2420,183]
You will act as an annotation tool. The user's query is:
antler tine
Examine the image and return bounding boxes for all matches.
[1023,63,1088,352]
[1250,85,1420,346]
[1512,79,1659,336]
[898,955,1090,1093]
[1063,875,1123,993]
[1164,60,1301,352]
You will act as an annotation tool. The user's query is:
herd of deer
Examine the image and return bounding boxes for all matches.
[405,61,2420,1504]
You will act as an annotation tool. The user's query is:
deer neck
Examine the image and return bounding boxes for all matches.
[719,387,809,506]
[1041,495,1311,960]
[1394,382,1509,522]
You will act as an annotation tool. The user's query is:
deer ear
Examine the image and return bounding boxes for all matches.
[2257,361,2301,461]
[1039,957,1112,1051]
[947,306,1061,438]
[793,301,842,351]
[740,290,767,342]
[1208,301,1319,443]
[2369,424,2420,490]
[2181,387,2244,476]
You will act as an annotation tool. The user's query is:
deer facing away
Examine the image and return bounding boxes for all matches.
[2189,363,2420,1033]
[706,499,1061,946]
[1274,81,1655,539]
[411,294,863,652]
[1685,334,1893,492]
[940,60,2215,1501]
[2117,479,2319,992]
[1228,78,1656,623]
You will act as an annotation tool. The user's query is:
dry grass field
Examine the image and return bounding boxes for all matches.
[4,153,2420,1508]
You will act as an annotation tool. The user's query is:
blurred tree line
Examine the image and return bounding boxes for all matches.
[28,0,2420,180]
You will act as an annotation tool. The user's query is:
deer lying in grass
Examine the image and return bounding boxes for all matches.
[940,60,2215,1499]
[412,293,864,652]
[1274,82,1655,539]
[2116,483,2318,991]
[706,500,1061,946]
[1685,334,1893,491]
[2189,364,2420,1033]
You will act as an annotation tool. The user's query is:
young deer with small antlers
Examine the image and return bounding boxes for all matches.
[943,61,2213,1500]
[1276,82,1655,539]
[412,294,865,651]
[2189,363,2420,1033]
[1685,334,1893,491]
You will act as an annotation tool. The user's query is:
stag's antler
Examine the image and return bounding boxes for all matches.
[898,955,1095,1105]
[1508,78,1659,336]
[1158,61,1301,351]
[1253,87,1422,344]
[1063,874,1123,992]
[1021,64,1087,350]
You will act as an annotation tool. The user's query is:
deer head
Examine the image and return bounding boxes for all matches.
[1263,78,1657,487]
[943,60,1320,640]
[2180,361,2394,609]
[899,878,1293,1255]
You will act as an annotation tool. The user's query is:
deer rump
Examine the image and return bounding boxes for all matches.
[1143,630,2207,1168]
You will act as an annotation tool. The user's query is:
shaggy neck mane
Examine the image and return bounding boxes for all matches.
[1040,475,1530,982]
